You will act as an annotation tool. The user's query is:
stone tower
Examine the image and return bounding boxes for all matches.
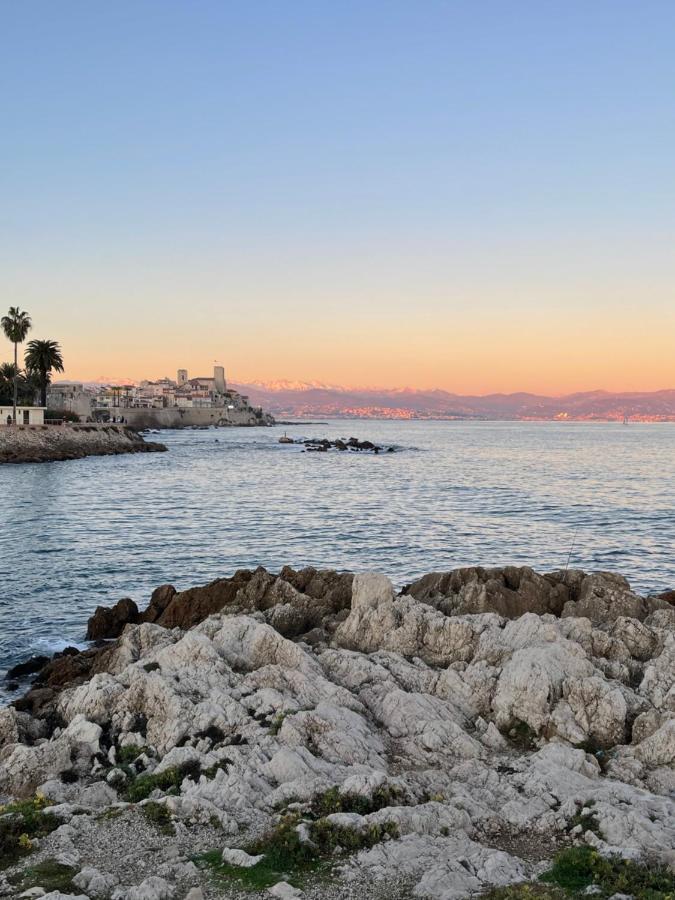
[213,365,226,394]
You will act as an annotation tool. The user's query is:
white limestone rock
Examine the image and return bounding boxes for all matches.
[221,847,264,867]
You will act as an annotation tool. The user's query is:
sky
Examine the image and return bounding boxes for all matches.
[1,1,674,394]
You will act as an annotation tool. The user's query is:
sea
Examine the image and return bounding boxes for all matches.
[1,420,673,700]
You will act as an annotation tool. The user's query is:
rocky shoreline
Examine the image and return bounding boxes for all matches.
[0,425,167,464]
[1,565,674,899]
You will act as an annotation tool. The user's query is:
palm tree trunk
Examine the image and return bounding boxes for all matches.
[12,341,17,425]
[41,376,47,409]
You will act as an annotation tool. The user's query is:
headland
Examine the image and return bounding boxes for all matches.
[0,424,167,464]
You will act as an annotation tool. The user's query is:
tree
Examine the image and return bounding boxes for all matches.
[0,363,17,405]
[1,307,32,423]
[24,339,65,408]
[0,363,34,407]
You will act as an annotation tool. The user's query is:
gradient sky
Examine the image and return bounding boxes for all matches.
[2,1,674,393]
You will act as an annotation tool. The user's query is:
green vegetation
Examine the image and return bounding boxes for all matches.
[566,801,600,836]
[142,801,175,835]
[505,720,539,751]
[481,886,565,899]
[201,761,229,780]
[124,759,202,802]
[309,818,398,855]
[125,766,184,802]
[308,784,408,818]
[24,339,65,408]
[117,744,147,766]
[268,711,290,735]
[482,847,675,899]
[196,809,400,892]
[0,795,58,868]
[196,847,324,892]
[1,306,32,419]
[8,858,77,894]
[540,845,675,898]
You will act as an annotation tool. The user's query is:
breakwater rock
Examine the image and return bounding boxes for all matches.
[0,425,167,464]
[1,565,674,899]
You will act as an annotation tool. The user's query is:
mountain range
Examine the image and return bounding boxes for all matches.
[230,383,675,422]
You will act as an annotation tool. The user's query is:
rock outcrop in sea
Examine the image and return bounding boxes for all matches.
[1,566,674,899]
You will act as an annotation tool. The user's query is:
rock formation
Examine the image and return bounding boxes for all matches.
[0,425,166,464]
[0,566,673,899]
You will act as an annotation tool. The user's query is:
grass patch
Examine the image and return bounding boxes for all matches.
[8,858,77,894]
[116,744,147,765]
[195,810,399,892]
[540,845,675,898]
[124,760,200,802]
[142,801,175,835]
[481,886,565,899]
[0,796,58,869]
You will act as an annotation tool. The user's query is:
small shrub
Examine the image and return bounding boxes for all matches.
[117,744,146,765]
[505,721,538,751]
[308,818,399,856]
[125,761,200,802]
[308,784,408,819]
[269,712,290,736]
[142,801,175,835]
[0,796,58,868]
[566,801,601,837]
[540,845,675,898]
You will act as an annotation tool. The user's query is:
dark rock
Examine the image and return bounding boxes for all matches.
[404,566,671,624]
[404,566,571,619]
[13,687,55,716]
[86,597,140,640]
[142,584,177,623]
[6,655,50,680]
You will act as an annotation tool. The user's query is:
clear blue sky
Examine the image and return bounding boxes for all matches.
[2,1,674,391]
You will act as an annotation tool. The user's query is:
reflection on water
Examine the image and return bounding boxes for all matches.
[1,420,673,679]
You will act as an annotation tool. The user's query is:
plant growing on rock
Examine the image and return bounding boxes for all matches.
[141,801,176,835]
[0,795,58,868]
[540,845,675,898]
[308,784,408,818]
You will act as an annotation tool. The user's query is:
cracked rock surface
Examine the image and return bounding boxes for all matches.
[1,565,673,899]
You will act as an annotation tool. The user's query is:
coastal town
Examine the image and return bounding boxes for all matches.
[48,367,275,429]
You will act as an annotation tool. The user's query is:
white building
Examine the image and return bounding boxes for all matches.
[0,406,46,425]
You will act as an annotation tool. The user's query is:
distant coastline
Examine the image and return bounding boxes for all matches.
[228,383,675,423]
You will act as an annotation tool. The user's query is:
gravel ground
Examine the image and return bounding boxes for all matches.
[0,806,417,899]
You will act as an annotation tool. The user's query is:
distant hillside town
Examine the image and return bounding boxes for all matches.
[48,366,275,428]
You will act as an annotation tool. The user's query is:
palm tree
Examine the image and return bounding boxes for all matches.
[25,339,65,408]
[1,307,32,424]
[0,362,17,405]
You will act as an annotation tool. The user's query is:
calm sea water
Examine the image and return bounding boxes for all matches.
[1,420,673,695]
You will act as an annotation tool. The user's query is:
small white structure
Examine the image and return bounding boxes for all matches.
[0,406,46,426]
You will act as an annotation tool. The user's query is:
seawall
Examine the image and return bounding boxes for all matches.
[118,406,274,429]
[0,424,167,464]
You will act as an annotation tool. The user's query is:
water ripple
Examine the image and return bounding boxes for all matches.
[0,420,674,683]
